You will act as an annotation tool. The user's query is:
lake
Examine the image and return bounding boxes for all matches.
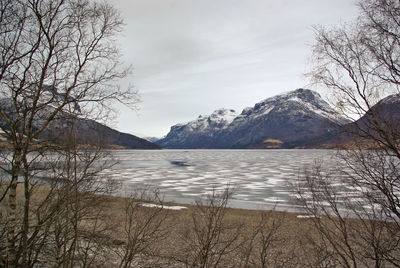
[102,149,343,211]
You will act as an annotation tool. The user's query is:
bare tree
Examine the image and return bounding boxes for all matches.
[240,210,287,268]
[0,0,135,266]
[117,189,170,268]
[178,187,243,268]
[296,163,400,267]
[309,0,400,226]
[41,124,119,267]
[296,0,400,266]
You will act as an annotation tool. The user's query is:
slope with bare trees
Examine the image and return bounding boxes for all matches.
[0,0,137,266]
[296,0,400,266]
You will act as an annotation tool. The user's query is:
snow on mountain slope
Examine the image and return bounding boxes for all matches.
[156,108,237,148]
[232,88,346,126]
[157,89,350,149]
[175,108,237,134]
[220,88,349,148]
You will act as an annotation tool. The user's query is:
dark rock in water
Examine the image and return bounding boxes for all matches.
[170,161,190,167]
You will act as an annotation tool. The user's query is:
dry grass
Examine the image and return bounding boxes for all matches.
[102,194,323,267]
[4,184,399,267]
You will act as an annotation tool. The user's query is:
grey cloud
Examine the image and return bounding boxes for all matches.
[110,0,359,137]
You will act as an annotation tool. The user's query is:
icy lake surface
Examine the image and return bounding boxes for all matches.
[103,149,339,211]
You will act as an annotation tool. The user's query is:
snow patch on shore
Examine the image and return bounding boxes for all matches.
[296,214,319,219]
[141,203,187,210]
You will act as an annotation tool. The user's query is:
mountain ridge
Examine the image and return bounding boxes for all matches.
[0,97,159,150]
[156,88,350,149]
[313,93,400,149]
[158,108,237,148]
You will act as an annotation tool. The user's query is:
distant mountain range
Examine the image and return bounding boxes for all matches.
[43,117,160,149]
[156,108,238,148]
[316,92,400,148]
[0,97,159,150]
[156,88,399,149]
[2,87,396,150]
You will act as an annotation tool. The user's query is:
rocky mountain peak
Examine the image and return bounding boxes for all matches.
[209,108,237,123]
[170,108,237,134]
[236,88,346,125]
[257,88,328,111]
[157,88,350,149]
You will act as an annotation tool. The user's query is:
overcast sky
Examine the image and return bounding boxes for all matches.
[110,0,359,138]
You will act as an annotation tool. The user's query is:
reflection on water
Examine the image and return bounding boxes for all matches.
[101,149,340,211]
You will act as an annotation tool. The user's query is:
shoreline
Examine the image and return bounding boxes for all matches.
[108,191,309,219]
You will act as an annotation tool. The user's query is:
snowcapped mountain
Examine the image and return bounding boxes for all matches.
[175,108,237,133]
[157,88,350,149]
[157,108,237,148]
[219,88,349,148]
[234,88,346,125]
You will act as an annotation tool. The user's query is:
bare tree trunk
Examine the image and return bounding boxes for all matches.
[6,180,17,267]
[21,155,31,267]
[179,186,243,267]
[6,151,22,267]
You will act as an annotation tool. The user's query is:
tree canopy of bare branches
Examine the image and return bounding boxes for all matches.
[178,187,243,268]
[0,0,135,266]
[309,0,400,220]
[298,0,400,266]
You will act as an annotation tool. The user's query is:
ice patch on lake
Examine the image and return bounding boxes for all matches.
[102,149,346,211]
